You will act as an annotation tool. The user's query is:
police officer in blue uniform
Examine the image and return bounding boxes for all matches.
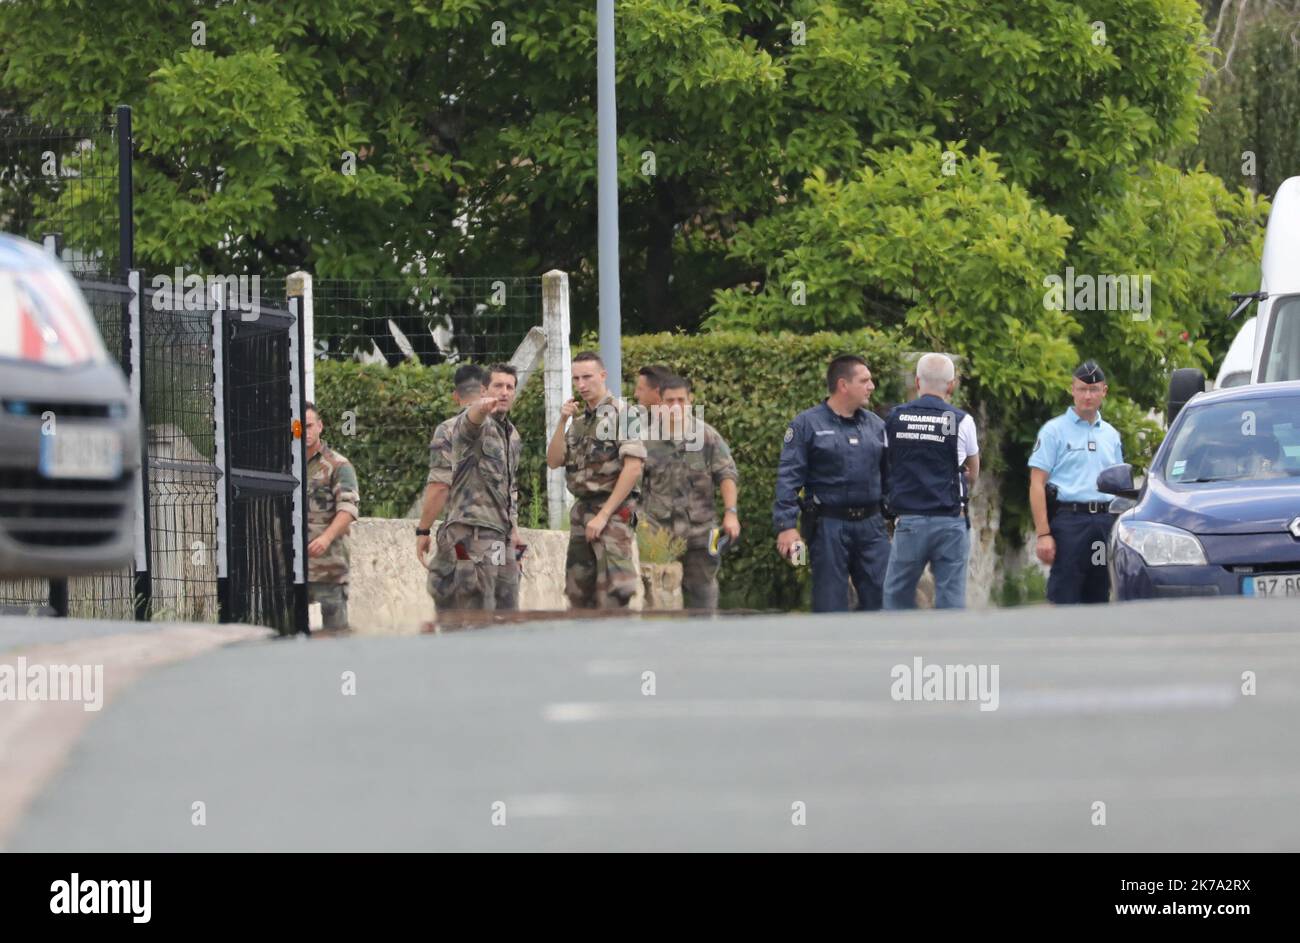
[773,355,891,612]
[882,353,980,609]
[1028,360,1125,604]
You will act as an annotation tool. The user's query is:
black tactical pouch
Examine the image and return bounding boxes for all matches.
[798,494,820,542]
[1045,482,1060,520]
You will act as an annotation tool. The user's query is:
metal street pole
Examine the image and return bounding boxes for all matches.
[597,0,622,395]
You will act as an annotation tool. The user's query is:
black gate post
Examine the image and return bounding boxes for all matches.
[117,104,151,622]
[116,105,133,275]
[214,306,232,624]
[49,579,69,617]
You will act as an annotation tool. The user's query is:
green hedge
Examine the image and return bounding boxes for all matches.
[314,329,908,609]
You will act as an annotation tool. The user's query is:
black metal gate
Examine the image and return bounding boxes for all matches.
[2,106,307,632]
[213,290,308,634]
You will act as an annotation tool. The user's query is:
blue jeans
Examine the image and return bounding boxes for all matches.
[883,514,970,610]
[809,514,891,612]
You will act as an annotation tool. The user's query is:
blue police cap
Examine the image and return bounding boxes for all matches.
[1073,360,1105,384]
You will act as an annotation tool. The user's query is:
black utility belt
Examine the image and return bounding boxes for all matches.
[1053,500,1113,515]
[576,493,638,506]
[814,502,882,521]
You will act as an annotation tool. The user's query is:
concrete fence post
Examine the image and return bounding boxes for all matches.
[542,270,573,529]
[287,271,314,401]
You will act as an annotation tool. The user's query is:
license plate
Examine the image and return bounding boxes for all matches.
[1242,574,1300,597]
[38,427,123,480]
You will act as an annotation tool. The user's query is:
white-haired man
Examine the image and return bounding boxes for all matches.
[882,353,979,609]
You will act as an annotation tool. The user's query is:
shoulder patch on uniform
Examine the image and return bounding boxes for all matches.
[784,427,793,444]
[1033,437,1042,452]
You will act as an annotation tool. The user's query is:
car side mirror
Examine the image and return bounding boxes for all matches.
[1096,463,1138,498]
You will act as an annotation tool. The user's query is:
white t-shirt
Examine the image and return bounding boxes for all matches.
[957,414,979,465]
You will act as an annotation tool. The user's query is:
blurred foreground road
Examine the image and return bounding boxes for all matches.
[5,599,1299,851]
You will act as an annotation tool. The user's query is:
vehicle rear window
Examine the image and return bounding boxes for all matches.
[1163,394,1300,484]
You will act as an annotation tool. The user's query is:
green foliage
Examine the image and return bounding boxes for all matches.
[636,522,687,566]
[1180,4,1300,200]
[707,141,1080,409]
[313,360,457,519]
[524,480,546,530]
[704,137,1265,539]
[0,0,1220,335]
[994,563,1048,607]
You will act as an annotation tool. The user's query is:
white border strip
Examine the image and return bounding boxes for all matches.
[211,294,228,581]
[127,270,146,574]
[288,296,305,585]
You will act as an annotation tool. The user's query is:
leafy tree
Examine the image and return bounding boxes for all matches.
[1183,1,1300,199]
[0,0,1254,331]
[0,0,1270,541]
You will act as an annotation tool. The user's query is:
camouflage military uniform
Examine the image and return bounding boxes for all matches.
[423,411,458,605]
[307,441,360,629]
[427,410,523,611]
[641,418,739,610]
[564,393,647,608]
[425,412,461,491]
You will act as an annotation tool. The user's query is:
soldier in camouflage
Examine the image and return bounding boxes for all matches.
[640,374,740,610]
[305,402,360,629]
[416,364,486,588]
[546,351,646,609]
[633,363,671,409]
[427,364,524,611]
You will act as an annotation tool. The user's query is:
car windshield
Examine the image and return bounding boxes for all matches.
[1163,392,1300,483]
[1260,294,1300,383]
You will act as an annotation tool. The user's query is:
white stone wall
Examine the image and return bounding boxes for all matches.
[345,519,643,633]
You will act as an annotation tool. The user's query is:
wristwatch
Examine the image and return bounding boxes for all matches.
[725,506,739,515]
[415,527,431,536]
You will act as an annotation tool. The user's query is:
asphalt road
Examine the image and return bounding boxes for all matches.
[6,598,1300,851]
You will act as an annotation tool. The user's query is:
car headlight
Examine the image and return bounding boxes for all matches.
[1116,520,1207,566]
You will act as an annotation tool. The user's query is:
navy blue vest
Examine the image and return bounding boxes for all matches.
[885,395,967,516]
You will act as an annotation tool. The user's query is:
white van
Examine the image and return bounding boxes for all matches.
[1214,316,1255,389]
[1253,176,1300,383]
[1169,175,1300,419]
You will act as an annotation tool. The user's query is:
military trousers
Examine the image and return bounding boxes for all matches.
[566,499,639,609]
[681,545,721,610]
[308,582,349,630]
[427,522,520,612]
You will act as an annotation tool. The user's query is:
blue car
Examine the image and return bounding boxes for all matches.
[1099,381,1300,600]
